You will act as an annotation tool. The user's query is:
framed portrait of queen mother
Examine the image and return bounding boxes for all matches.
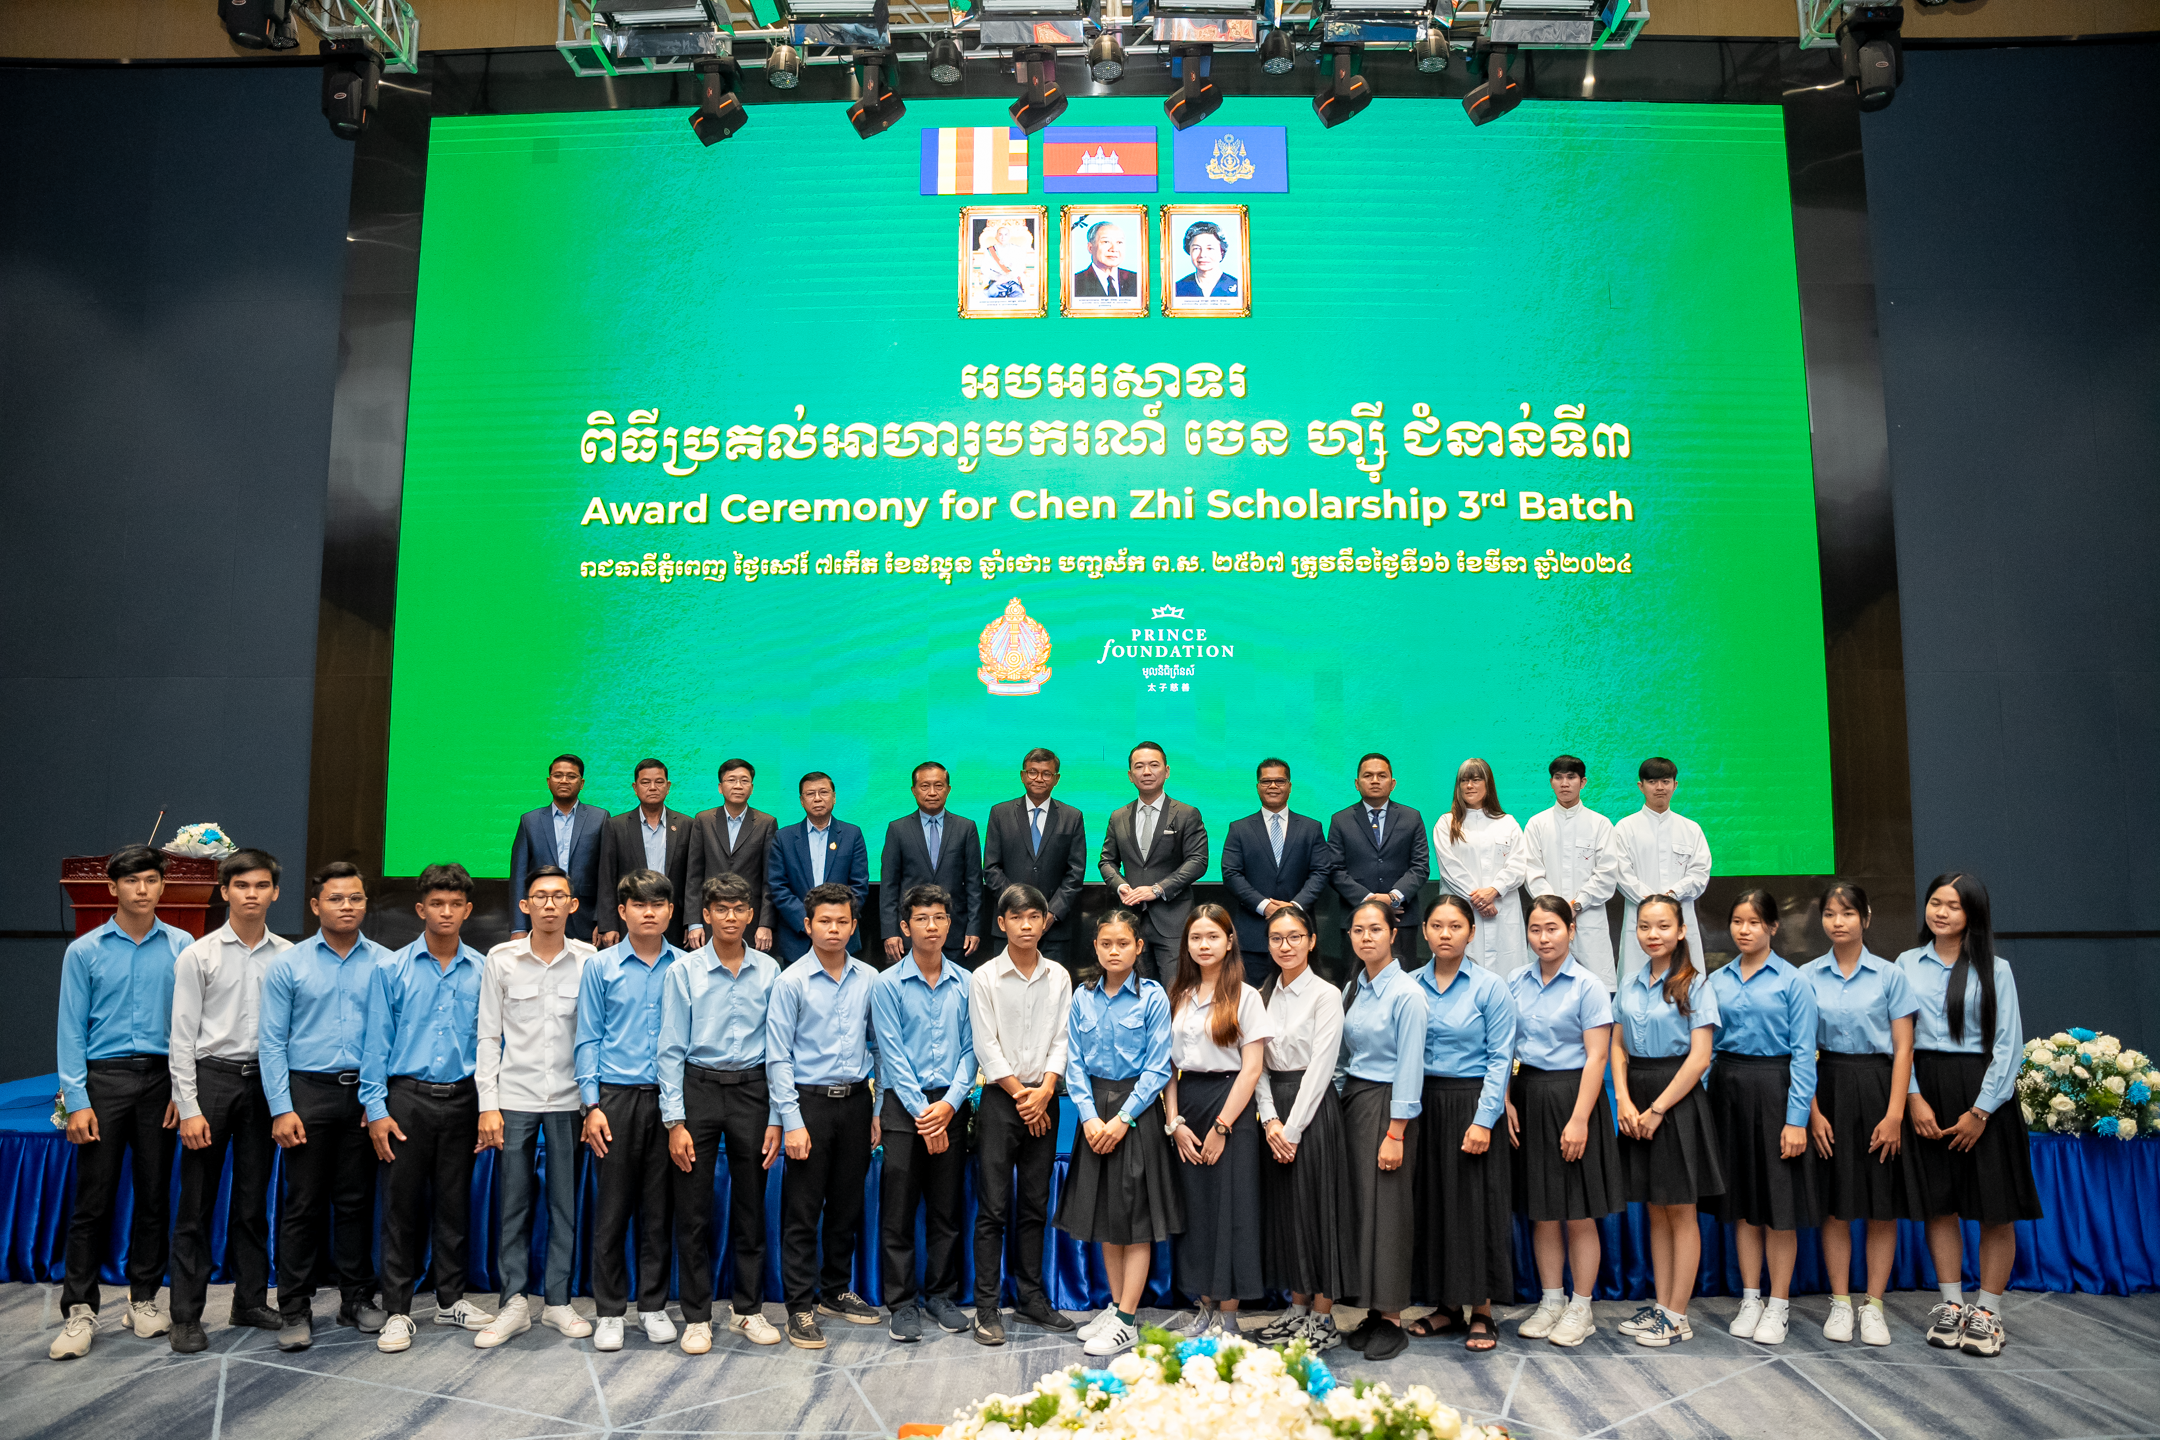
[1161,204,1251,319]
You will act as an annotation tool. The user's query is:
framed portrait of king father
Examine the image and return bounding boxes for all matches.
[1059,205,1150,318]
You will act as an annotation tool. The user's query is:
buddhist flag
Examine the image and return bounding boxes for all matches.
[919,127,1030,196]
[1041,126,1159,193]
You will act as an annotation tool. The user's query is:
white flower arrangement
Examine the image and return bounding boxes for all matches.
[164,822,237,859]
[2019,1029,2157,1139]
[941,1329,1506,1440]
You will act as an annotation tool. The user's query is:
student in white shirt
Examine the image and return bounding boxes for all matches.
[1615,757,1712,982]
[1521,755,1623,989]
[1432,758,1527,975]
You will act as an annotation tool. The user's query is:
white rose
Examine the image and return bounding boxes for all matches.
[2052,1032,2075,1047]
[2020,1102,2035,1125]
[2050,1094,2076,1113]
[2121,1115,2140,1138]
[2106,1075,2127,1095]
[2052,1058,2073,1075]
[2097,1036,2122,1055]
[2074,1066,2091,1080]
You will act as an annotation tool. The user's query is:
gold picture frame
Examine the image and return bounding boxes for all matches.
[1160,203,1251,319]
[1059,205,1151,319]
[959,205,1050,319]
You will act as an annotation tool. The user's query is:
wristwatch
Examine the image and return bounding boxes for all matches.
[1212,1118,1232,1137]
[1114,1111,1135,1128]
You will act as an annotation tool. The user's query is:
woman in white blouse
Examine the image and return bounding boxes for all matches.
[1432,758,1527,974]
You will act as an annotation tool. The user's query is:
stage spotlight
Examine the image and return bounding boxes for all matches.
[1838,3,1904,112]
[1009,47,1069,134]
[1164,45,1223,130]
[847,50,906,137]
[1089,31,1127,83]
[929,34,965,85]
[1461,41,1521,125]
[1413,33,1450,74]
[689,56,748,145]
[1311,45,1371,128]
[1258,28,1295,75]
[320,40,381,141]
[218,0,297,50]
[766,41,803,88]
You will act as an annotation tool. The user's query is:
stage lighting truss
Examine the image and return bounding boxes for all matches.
[291,0,419,71]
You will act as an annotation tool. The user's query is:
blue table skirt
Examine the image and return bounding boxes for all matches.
[2,1078,2153,1304]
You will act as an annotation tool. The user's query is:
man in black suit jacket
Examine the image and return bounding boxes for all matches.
[594,757,693,948]
[982,747,1087,970]
[1072,220,1140,299]
[1220,757,1335,987]
[1097,741,1209,985]
[683,757,779,953]
[1327,752,1430,962]
[878,762,983,968]
[510,753,609,942]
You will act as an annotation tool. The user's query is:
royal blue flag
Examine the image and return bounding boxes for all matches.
[1171,125,1288,193]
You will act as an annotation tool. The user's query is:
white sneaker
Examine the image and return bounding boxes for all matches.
[1077,1305,1121,1342]
[1200,1311,1228,1339]
[1083,1320,1139,1357]
[121,1299,171,1338]
[377,1314,417,1353]
[435,1298,494,1330]
[1752,1305,1790,1345]
[1858,1303,1892,1347]
[1729,1297,1765,1338]
[1172,1306,1212,1337]
[1518,1299,1565,1339]
[681,1321,712,1355]
[48,1304,97,1360]
[1617,1304,1662,1337]
[543,1304,594,1338]
[641,1310,678,1344]
[1549,1300,1596,1347]
[727,1311,783,1346]
[594,1316,625,1352]
[1822,1299,1854,1343]
[1257,1309,1308,1342]
[475,1295,531,1348]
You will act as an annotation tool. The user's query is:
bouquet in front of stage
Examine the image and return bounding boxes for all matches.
[163,821,237,858]
[2019,1029,2159,1138]
[942,1328,1506,1440]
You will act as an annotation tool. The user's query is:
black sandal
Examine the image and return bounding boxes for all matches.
[1464,1314,1498,1351]
[1406,1311,1465,1339]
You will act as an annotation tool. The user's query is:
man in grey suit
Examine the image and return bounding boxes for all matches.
[1327,752,1430,962]
[878,762,983,968]
[982,748,1087,971]
[683,758,778,953]
[594,757,693,948]
[1220,758,1334,988]
[1096,741,1209,985]
[511,754,609,942]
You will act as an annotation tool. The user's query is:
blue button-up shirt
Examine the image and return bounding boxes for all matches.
[766,954,878,1131]
[1896,945,2024,1114]
[1507,956,1614,1071]
[1707,955,1819,1125]
[806,821,832,885]
[359,938,487,1122]
[725,808,747,848]
[871,954,974,1118]
[552,805,576,867]
[658,947,782,1126]
[260,931,388,1115]
[919,809,946,863]
[1617,960,1721,1060]
[576,940,684,1106]
[1803,948,1916,1056]
[1412,959,1515,1130]
[1340,961,1428,1120]
[640,814,668,873]
[1067,976,1172,1124]
[55,918,189,1114]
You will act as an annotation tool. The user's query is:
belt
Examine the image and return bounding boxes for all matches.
[798,1080,869,1099]
[390,1075,476,1100]
[1820,1050,1889,1062]
[1179,1068,1239,1079]
[197,1054,262,1077]
[88,1055,168,1073]
[689,1063,766,1085]
[294,1068,363,1086]
[602,1082,660,1094]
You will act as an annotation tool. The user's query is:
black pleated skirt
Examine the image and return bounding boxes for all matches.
[1340,1076,1419,1312]
[1510,1065,1621,1222]
[1411,1075,1514,1308]
[1172,1070,1266,1301]
[1259,1070,1353,1299]
[1908,1049,2044,1225]
[1617,1055,1725,1207]
[1816,1051,1925,1222]
[1057,1075,1186,1245]
[1704,1053,1821,1230]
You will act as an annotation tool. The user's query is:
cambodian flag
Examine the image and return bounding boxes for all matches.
[1042,126,1159,193]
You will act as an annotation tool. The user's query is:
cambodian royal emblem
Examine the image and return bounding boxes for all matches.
[978,596,1053,695]
[1205,133,1256,185]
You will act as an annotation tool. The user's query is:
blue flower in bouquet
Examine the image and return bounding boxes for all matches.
[1074,1370,1125,1396]
[1304,1356,1336,1400]
[2069,1028,2097,1042]
[2094,1117,2118,1137]
[2131,1081,2152,1105]
[1176,1335,1221,1361]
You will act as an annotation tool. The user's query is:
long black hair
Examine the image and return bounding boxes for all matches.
[1636,893,1697,1019]
[1919,872,1996,1045]
[1259,902,1318,1004]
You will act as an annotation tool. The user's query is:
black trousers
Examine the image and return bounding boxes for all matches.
[171,1059,276,1322]
[673,1069,773,1321]
[62,1060,176,1313]
[278,1071,378,1321]
[779,1085,873,1313]
[880,1093,971,1308]
[972,1085,1058,1310]
[1136,935,1177,987]
[593,1083,673,1317]
[379,1077,479,1315]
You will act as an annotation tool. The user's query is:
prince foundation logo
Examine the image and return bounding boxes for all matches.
[1097,603,1238,695]
[978,596,1052,695]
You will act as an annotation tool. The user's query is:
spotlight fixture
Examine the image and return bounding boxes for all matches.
[689,56,748,145]
[847,49,906,137]
[1413,33,1450,74]
[766,41,803,89]
[217,0,298,50]
[1257,27,1295,75]
[319,40,381,140]
[929,34,965,85]
[1088,31,1127,83]
[1311,45,1371,128]
[1838,3,1904,112]
[1461,40,1521,125]
[1164,45,1223,129]
[1009,47,1069,134]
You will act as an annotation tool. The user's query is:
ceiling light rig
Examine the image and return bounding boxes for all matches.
[218,0,417,138]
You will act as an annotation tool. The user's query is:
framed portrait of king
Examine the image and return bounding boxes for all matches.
[1161,204,1251,319]
[959,205,1049,319]
[1059,205,1150,318]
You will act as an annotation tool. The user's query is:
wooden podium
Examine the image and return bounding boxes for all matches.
[59,852,223,939]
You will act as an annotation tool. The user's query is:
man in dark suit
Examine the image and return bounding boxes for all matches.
[766,771,870,962]
[1327,752,1430,962]
[1071,220,1140,299]
[510,754,609,943]
[982,747,1087,971]
[1220,757,1334,988]
[1096,741,1209,985]
[594,757,692,949]
[684,757,779,953]
[878,762,983,969]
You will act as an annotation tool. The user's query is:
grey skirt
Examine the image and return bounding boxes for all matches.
[1340,1076,1418,1313]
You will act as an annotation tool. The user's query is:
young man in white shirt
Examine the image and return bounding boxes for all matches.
[1520,756,1624,990]
[1614,756,1714,982]
[967,884,1074,1345]
[167,849,292,1352]
[474,865,596,1348]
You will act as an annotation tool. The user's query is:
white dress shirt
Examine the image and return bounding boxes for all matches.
[1252,967,1344,1142]
[1433,809,1529,975]
[478,934,596,1112]
[1615,806,1713,983]
[1522,802,1623,988]
[1170,983,1274,1072]
[169,923,292,1120]
[969,949,1073,1086]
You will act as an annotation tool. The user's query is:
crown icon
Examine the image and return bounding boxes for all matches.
[1151,605,1185,619]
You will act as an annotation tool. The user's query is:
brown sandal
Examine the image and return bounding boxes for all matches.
[1465,1314,1498,1351]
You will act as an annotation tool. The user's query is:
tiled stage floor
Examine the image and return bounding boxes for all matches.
[4,1283,2157,1440]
